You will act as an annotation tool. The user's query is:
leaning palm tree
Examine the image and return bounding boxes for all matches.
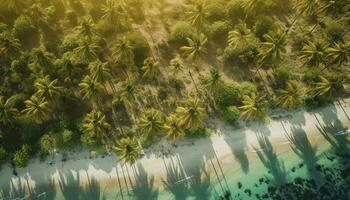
[34,76,64,99]
[82,110,111,145]
[300,40,328,68]
[79,75,104,105]
[138,108,164,137]
[0,96,19,126]
[141,57,160,81]
[326,41,350,67]
[275,80,304,109]
[163,114,185,144]
[113,137,141,165]
[22,94,50,123]
[73,40,100,64]
[112,36,134,65]
[228,22,254,49]
[175,98,207,129]
[185,0,209,31]
[168,56,184,76]
[239,93,267,120]
[0,31,21,59]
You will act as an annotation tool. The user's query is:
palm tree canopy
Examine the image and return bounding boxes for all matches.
[77,17,96,40]
[0,95,19,125]
[163,114,185,144]
[239,93,267,120]
[326,41,350,67]
[73,40,100,64]
[34,76,64,99]
[300,40,328,67]
[88,60,111,84]
[276,80,304,109]
[294,0,320,15]
[118,79,138,102]
[82,110,110,144]
[260,29,287,64]
[141,57,160,80]
[169,56,184,75]
[185,0,209,30]
[175,98,207,129]
[0,31,21,59]
[180,34,207,62]
[228,22,254,49]
[113,137,141,164]
[22,94,50,123]
[139,108,164,136]
[112,36,134,64]
[102,0,126,24]
[79,75,103,100]
[313,75,348,98]
[200,67,223,92]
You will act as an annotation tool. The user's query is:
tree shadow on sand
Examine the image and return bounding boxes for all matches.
[253,132,288,186]
[188,166,213,200]
[285,126,323,184]
[131,163,158,200]
[219,120,250,174]
[162,157,190,200]
[58,171,83,200]
[81,172,105,200]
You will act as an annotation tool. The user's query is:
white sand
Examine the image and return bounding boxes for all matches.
[1,98,350,197]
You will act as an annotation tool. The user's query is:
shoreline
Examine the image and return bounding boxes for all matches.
[1,98,350,198]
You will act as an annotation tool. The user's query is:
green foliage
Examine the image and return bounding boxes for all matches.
[223,43,259,67]
[207,1,226,22]
[207,21,231,42]
[253,15,275,40]
[127,32,149,66]
[170,21,195,44]
[12,144,31,168]
[214,83,242,108]
[13,15,39,48]
[0,147,7,165]
[40,133,56,153]
[219,106,240,123]
[324,20,344,43]
[226,0,245,24]
[273,66,292,88]
[185,126,211,138]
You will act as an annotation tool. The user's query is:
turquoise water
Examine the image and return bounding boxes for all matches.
[1,120,350,200]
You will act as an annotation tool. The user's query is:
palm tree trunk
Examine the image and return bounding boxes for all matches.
[116,166,124,200]
[120,164,130,195]
[337,99,350,121]
[188,67,200,95]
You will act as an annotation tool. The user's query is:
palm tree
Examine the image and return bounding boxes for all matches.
[141,57,160,81]
[0,96,19,126]
[228,22,254,49]
[22,94,50,123]
[79,75,103,105]
[82,110,111,145]
[181,34,207,62]
[259,29,287,65]
[56,52,83,85]
[241,0,266,19]
[326,41,350,67]
[163,114,185,144]
[0,31,21,59]
[200,67,223,93]
[275,80,304,109]
[77,17,96,41]
[313,75,350,121]
[175,98,207,129]
[138,108,164,137]
[112,36,134,66]
[113,137,141,164]
[101,0,126,29]
[73,40,100,64]
[118,79,138,103]
[88,60,116,92]
[185,0,209,31]
[300,40,328,68]
[168,56,184,76]
[294,0,319,16]
[34,76,64,99]
[239,93,267,120]
[2,0,26,13]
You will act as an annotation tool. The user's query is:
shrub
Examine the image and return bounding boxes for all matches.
[219,106,240,123]
[127,32,150,67]
[81,131,100,148]
[40,133,57,153]
[273,66,292,88]
[226,0,245,24]
[325,21,344,43]
[185,127,211,138]
[214,83,242,108]
[0,147,7,165]
[207,2,226,22]
[170,21,194,43]
[253,15,275,40]
[208,21,231,42]
[223,44,258,67]
[240,82,258,96]
[13,15,39,48]
[13,145,31,168]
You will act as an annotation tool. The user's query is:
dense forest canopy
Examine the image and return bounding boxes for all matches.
[0,0,349,167]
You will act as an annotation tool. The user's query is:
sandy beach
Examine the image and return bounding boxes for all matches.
[1,98,350,199]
